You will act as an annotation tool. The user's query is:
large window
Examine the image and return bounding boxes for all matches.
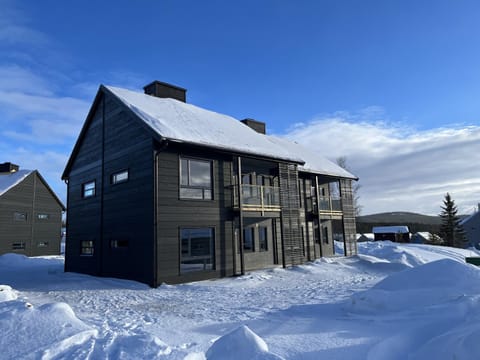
[180,158,212,200]
[180,228,215,273]
[82,181,96,198]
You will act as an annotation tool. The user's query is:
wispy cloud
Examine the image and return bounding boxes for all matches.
[0,0,50,47]
[0,1,150,206]
[283,113,480,215]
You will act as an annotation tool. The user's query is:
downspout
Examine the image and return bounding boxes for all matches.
[30,172,37,255]
[237,156,245,275]
[153,149,159,287]
[153,140,168,287]
[99,95,105,275]
[64,179,69,259]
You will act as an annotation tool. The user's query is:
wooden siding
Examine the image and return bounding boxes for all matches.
[0,172,63,256]
[65,92,155,285]
[279,163,304,266]
[340,179,358,256]
[155,145,235,284]
[236,217,278,272]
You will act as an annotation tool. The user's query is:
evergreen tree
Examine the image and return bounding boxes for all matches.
[439,193,467,248]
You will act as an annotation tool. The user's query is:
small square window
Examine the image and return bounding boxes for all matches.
[82,181,96,198]
[13,212,27,221]
[81,240,94,255]
[111,239,129,248]
[12,242,25,250]
[111,170,129,184]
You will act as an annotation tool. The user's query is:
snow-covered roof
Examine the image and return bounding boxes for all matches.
[0,170,33,197]
[373,226,410,234]
[357,233,374,240]
[103,85,358,179]
[460,210,480,226]
[268,136,357,179]
[104,86,303,163]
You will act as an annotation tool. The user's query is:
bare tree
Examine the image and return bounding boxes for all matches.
[336,156,362,216]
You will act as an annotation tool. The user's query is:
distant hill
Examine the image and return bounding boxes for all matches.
[356,212,442,234]
[358,212,442,225]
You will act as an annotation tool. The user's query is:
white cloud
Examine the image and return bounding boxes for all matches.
[283,114,480,216]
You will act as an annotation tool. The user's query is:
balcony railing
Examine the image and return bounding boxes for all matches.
[309,196,342,213]
[233,184,281,211]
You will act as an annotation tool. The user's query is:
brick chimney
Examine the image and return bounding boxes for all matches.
[0,162,19,173]
[143,81,187,102]
[241,118,266,134]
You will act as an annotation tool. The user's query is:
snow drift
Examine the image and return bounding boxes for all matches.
[1,241,480,359]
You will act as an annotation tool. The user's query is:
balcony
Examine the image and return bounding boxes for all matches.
[233,184,281,212]
[309,196,342,214]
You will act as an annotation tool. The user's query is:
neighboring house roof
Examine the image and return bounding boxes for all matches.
[268,136,357,179]
[0,170,33,196]
[356,233,374,241]
[414,232,431,239]
[460,210,480,226]
[373,226,410,233]
[104,85,304,164]
[0,170,65,210]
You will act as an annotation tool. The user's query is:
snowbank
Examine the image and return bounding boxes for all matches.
[347,258,480,313]
[0,285,17,302]
[2,242,480,359]
[206,325,284,360]
[0,299,97,359]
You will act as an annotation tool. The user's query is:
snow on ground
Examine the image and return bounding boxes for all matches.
[1,241,480,359]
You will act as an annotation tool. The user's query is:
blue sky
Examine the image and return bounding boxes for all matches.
[1,0,480,215]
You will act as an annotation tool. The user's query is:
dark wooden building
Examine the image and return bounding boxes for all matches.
[373,226,410,242]
[0,163,65,256]
[62,81,358,286]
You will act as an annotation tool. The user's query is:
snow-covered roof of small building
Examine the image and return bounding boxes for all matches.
[0,170,33,197]
[373,226,410,234]
[104,86,303,163]
[268,136,357,179]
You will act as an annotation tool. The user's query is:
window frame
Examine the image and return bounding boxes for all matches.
[80,240,94,256]
[243,227,255,252]
[82,181,96,198]
[179,157,213,200]
[37,213,49,220]
[13,212,27,221]
[111,169,129,185]
[179,227,215,274]
[110,239,129,249]
[259,226,268,252]
[12,242,25,250]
